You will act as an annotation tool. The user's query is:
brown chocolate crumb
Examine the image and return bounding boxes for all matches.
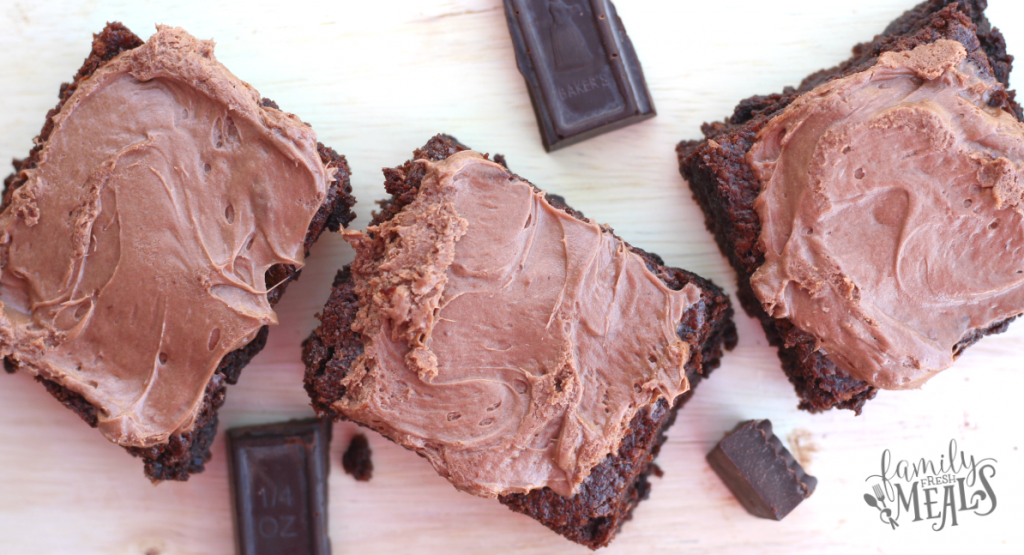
[786,428,819,469]
[342,433,374,482]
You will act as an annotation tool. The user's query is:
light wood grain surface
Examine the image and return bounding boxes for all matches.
[1,1,1022,553]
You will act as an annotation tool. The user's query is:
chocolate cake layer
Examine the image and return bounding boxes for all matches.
[1,23,356,480]
[304,134,735,548]
[677,0,1020,413]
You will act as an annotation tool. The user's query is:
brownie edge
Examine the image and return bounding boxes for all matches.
[303,134,736,548]
[1,22,357,481]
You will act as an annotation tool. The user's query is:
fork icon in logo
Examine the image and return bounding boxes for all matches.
[863,484,899,529]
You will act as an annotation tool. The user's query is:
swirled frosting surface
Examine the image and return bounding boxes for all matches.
[0,27,329,447]
[749,40,1024,390]
[338,151,699,498]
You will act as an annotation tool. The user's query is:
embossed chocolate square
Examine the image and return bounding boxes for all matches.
[707,420,817,520]
[227,419,332,555]
[503,0,655,151]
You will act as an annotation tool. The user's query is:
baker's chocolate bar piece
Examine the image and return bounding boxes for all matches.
[706,420,816,520]
[503,0,655,151]
[227,419,332,555]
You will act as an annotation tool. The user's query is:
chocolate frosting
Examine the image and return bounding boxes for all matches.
[337,151,700,498]
[0,27,329,447]
[748,40,1024,390]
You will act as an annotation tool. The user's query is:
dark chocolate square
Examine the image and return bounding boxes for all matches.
[227,419,332,555]
[706,420,816,520]
[503,0,655,151]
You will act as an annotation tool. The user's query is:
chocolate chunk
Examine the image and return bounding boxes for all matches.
[706,420,817,520]
[227,419,332,555]
[342,433,374,482]
[503,0,655,151]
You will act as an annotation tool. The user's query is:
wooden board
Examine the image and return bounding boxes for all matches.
[0,1,1021,553]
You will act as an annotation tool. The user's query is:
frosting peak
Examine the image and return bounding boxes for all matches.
[337,151,700,498]
[0,27,329,447]
[748,40,1024,390]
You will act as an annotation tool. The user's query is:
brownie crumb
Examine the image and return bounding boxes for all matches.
[342,433,373,482]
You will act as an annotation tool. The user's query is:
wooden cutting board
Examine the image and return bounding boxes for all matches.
[0,1,1021,553]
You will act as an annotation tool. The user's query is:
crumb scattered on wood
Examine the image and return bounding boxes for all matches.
[343,433,374,482]
[786,428,818,469]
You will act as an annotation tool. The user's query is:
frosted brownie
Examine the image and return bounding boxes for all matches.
[0,23,356,480]
[677,0,1022,413]
[303,135,735,548]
